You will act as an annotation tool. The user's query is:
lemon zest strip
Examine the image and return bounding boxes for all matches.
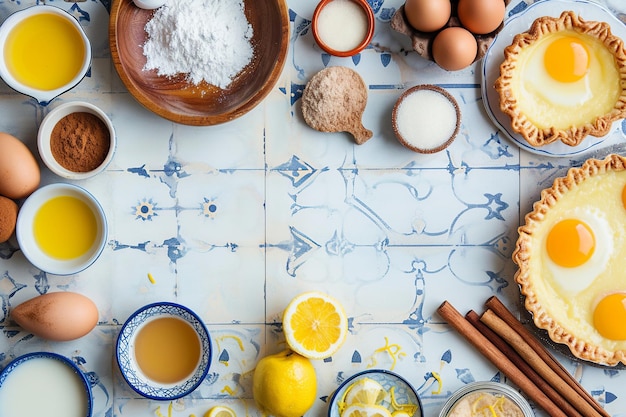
[147,272,156,284]
[218,335,245,351]
[221,385,236,396]
[369,337,406,371]
[389,386,418,414]
[431,372,442,395]
[473,394,506,417]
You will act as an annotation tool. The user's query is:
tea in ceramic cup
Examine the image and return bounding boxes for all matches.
[116,302,212,400]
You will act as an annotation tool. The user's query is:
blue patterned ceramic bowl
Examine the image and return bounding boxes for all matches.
[0,352,93,417]
[328,370,423,417]
[116,302,212,400]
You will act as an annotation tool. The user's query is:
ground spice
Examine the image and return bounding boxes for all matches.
[50,112,110,172]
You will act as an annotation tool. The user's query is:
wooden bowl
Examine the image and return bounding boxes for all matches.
[109,0,289,126]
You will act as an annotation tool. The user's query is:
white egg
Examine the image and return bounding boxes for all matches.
[133,0,166,9]
[543,207,613,295]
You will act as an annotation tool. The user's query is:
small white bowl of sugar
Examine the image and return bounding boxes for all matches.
[392,85,461,154]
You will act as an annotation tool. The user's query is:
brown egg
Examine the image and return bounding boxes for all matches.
[432,26,478,71]
[458,0,505,35]
[404,0,451,33]
[0,132,40,200]
[11,292,99,341]
[0,195,18,243]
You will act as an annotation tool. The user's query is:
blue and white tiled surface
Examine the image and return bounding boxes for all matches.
[1,0,626,416]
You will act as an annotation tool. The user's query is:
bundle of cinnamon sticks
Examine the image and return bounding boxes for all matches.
[437,296,610,417]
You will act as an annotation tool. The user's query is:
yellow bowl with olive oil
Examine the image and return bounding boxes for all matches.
[0,5,91,105]
[16,183,107,275]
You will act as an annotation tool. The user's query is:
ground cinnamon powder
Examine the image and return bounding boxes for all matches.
[50,112,110,172]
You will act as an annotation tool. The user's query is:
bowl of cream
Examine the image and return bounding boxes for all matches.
[0,4,92,105]
[312,0,375,57]
[0,352,93,417]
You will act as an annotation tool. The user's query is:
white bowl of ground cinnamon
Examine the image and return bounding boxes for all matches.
[38,101,116,180]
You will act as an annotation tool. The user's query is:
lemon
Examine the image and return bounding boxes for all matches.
[252,349,317,417]
[342,404,393,417]
[282,291,348,359]
[344,378,387,405]
[391,412,412,417]
[204,406,235,417]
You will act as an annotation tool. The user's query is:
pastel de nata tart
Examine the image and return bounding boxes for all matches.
[495,11,626,147]
[514,154,626,366]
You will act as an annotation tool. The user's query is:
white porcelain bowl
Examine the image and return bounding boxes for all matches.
[38,101,116,180]
[15,183,107,275]
[116,302,212,400]
[0,5,92,105]
[0,352,93,417]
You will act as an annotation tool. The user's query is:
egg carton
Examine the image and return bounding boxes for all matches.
[390,0,511,64]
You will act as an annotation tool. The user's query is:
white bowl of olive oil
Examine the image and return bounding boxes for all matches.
[0,5,92,105]
[15,183,107,275]
[116,302,212,400]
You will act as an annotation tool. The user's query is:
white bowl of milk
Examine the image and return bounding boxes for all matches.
[0,352,93,417]
[312,0,375,57]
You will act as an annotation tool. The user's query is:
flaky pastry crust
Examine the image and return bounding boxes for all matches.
[495,11,626,147]
[513,154,626,366]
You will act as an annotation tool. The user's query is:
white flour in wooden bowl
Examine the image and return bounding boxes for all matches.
[142,0,253,89]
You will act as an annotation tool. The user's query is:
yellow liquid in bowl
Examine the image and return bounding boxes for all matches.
[4,13,86,91]
[134,317,202,384]
[33,195,98,260]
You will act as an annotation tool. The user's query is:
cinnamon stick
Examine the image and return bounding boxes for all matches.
[485,296,609,417]
[481,309,602,417]
[465,310,583,417]
[437,301,568,417]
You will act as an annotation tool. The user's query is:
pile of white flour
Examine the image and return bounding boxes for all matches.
[142,0,254,89]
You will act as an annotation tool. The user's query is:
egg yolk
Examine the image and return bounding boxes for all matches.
[545,219,595,267]
[544,36,590,83]
[593,293,626,340]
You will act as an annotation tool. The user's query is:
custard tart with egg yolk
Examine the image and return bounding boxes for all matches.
[514,154,626,366]
[495,11,626,147]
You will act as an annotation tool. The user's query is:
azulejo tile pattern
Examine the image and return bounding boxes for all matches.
[1,0,626,416]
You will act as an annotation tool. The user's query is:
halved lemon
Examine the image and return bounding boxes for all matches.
[342,404,393,417]
[282,291,348,359]
[344,378,387,405]
[204,406,236,417]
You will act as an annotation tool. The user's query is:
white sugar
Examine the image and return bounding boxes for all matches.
[316,0,369,52]
[395,89,458,150]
